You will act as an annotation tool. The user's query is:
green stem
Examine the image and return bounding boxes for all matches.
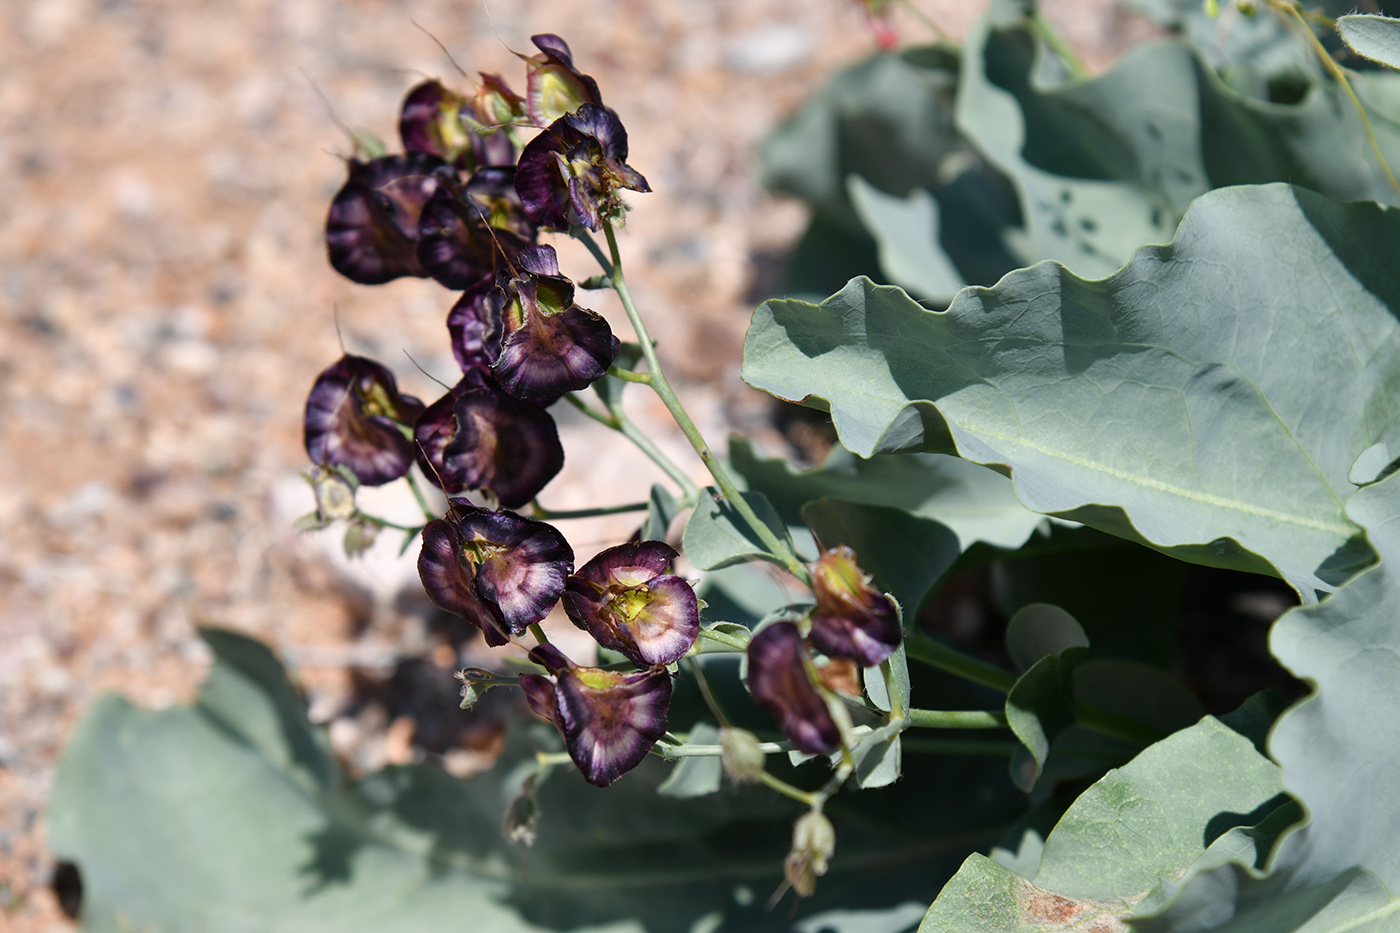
[879,657,905,721]
[606,365,652,384]
[1027,9,1091,79]
[564,392,619,428]
[687,657,731,728]
[599,224,809,583]
[529,623,549,645]
[758,771,819,807]
[405,470,437,521]
[610,400,702,499]
[1273,0,1400,200]
[530,500,649,520]
[653,739,789,758]
[906,708,1010,729]
[354,512,424,533]
[904,632,1018,694]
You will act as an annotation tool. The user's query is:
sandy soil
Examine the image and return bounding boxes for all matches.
[0,1,1151,927]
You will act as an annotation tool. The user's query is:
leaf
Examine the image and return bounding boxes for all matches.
[731,436,1052,553]
[682,486,794,571]
[656,722,722,798]
[919,717,1285,931]
[47,628,1026,932]
[1004,639,1089,792]
[801,497,961,617]
[1134,471,1400,929]
[848,176,967,303]
[1339,15,1400,72]
[1004,603,1089,671]
[744,184,1400,597]
[640,482,681,542]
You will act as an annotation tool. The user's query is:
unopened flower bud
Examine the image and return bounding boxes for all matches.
[310,466,358,523]
[719,728,766,784]
[784,810,835,898]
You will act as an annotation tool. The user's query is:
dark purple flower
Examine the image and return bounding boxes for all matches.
[492,244,619,398]
[400,78,520,171]
[521,34,604,126]
[446,278,503,380]
[325,152,448,284]
[515,104,651,231]
[418,504,572,646]
[747,622,840,756]
[416,169,535,290]
[563,541,699,668]
[520,643,672,787]
[413,378,564,508]
[304,355,425,486]
[808,545,902,667]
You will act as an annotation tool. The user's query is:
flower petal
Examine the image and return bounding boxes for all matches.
[417,519,514,646]
[451,506,573,630]
[523,34,604,125]
[446,278,503,380]
[808,545,902,667]
[553,665,672,787]
[414,380,564,507]
[563,542,698,667]
[325,153,447,284]
[304,355,424,486]
[492,303,619,398]
[746,622,840,755]
[518,673,558,723]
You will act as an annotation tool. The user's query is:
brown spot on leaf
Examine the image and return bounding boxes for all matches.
[1025,889,1084,923]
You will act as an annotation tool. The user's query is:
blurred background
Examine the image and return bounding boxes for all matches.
[0,0,1144,927]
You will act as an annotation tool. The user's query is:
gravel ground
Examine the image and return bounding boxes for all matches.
[0,1,1149,927]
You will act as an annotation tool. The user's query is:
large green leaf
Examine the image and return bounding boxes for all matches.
[744,184,1400,596]
[1133,472,1400,930]
[731,437,1051,553]
[682,486,795,570]
[918,716,1286,931]
[48,628,1025,932]
[1339,14,1400,72]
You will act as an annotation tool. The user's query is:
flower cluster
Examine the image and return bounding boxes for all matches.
[746,546,901,755]
[309,34,646,509]
[304,36,904,801]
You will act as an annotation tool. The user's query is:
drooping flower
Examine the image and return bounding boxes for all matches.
[325,152,448,284]
[746,621,840,756]
[418,502,573,647]
[785,810,836,898]
[492,244,619,398]
[808,545,902,667]
[518,643,672,787]
[303,355,425,486]
[520,34,604,126]
[563,541,699,668]
[515,104,651,231]
[416,168,535,290]
[413,378,564,507]
[446,277,503,380]
[400,78,521,171]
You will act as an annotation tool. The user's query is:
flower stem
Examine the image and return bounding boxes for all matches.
[354,512,424,533]
[529,623,549,645]
[530,499,649,520]
[903,632,1018,694]
[563,392,619,428]
[405,470,438,521]
[1027,8,1091,80]
[653,738,790,758]
[905,708,1009,729]
[598,224,810,583]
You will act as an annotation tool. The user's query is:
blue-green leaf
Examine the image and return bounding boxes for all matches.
[745,185,1400,597]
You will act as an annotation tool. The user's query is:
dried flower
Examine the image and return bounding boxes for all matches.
[413,379,564,508]
[491,244,620,398]
[808,545,902,667]
[746,622,841,755]
[519,643,672,787]
[303,355,425,486]
[418,503,573,646]
[784,810,836,898]
[515,104,650,232]
[563,541,699,667]
[325,152,448,284]
[520,34,604,126]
